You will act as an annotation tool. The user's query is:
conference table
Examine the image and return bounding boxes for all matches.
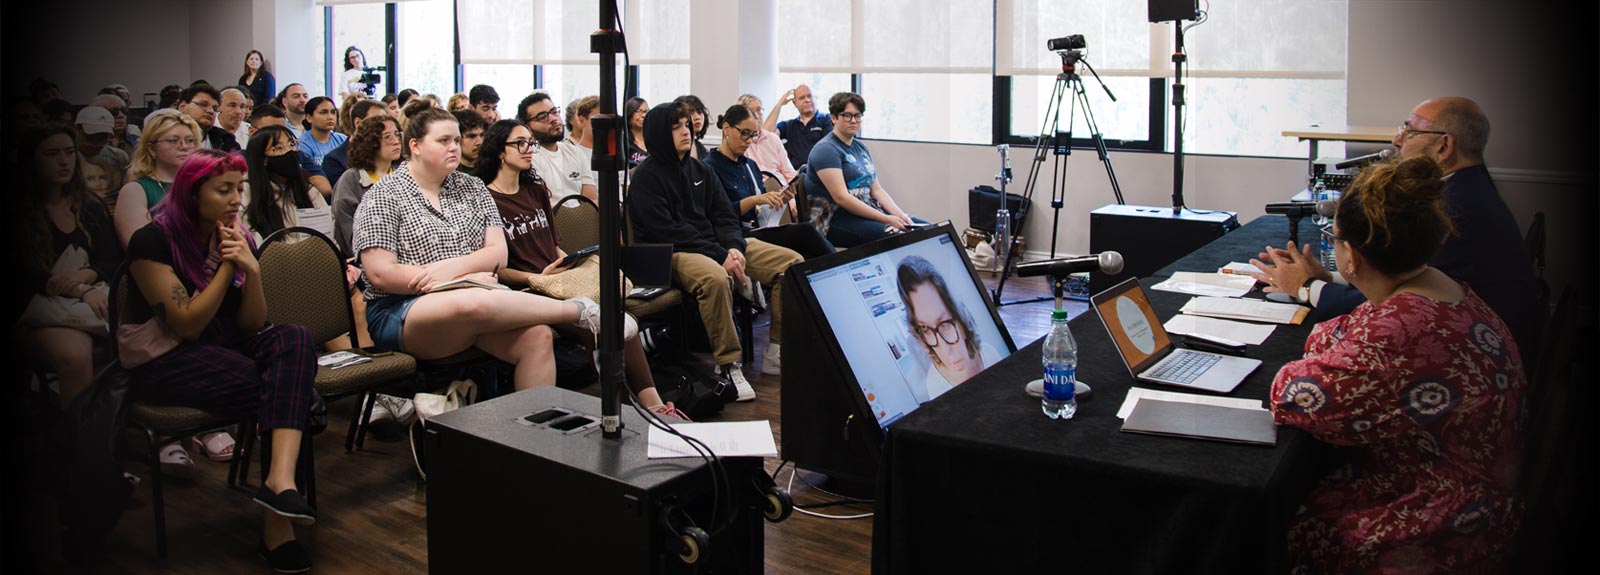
[872,215,1332,575]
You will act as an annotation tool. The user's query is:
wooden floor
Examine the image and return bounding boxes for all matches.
[20,274,1082,574]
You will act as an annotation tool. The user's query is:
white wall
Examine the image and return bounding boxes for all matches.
[190,0,257,90]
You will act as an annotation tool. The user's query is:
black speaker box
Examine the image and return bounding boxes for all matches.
[1089,204,1238,293]
[1148,0,1199,23]
[426,387,766,574]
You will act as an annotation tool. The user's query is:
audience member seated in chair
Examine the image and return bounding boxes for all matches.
[125,149,320,573]
[627,102,804,399]
[802,91,927,248]
[1270,157,1525,574]
[333,114,403,258]
[114,110,201,247]
[704,104,835,260]
[242,125,329,244]
[20,126,121,406]
[736,93,798,186]
[352,107,637,391]
[475,119,686,419]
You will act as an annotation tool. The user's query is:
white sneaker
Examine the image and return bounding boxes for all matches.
[369,394,415,426]
[761,343,782,376]
[720,363,756,402]
[572,297,640,341]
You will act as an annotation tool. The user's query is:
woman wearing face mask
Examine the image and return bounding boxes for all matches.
[19,127,121,406]
[475,119,686,419]
[125,149,321,573]
[703,104,835,259]
[353,107,637,390]
[243,125,329,244]
[114,110,202,247]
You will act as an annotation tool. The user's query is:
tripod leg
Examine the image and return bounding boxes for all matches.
[995,73,1072,303]
[1075,79,1126,206]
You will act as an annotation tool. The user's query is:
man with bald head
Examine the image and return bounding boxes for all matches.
[770,84,833,171]
[1253,97,1543,363]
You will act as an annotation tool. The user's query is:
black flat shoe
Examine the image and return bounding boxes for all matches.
[253,487,318,525]
[258,539,312,573]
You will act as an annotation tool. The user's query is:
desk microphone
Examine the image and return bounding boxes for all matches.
[1016,251,1124,278]
[1333,149,1392,170]
[1265,200,1337,219]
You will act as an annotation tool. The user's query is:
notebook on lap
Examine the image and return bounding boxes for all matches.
[1092,278,1261,393]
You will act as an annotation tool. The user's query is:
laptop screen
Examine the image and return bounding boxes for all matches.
[802,227,1014,429]
[1091,278,1174,375]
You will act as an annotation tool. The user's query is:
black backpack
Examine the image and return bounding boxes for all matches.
[649,359,736,421]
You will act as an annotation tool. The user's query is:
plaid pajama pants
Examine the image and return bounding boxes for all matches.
[133,323,318,431]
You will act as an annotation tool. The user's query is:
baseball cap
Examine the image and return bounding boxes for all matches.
[76,106,115,135]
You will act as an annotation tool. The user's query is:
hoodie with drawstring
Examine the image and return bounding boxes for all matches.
[627,103,746,264]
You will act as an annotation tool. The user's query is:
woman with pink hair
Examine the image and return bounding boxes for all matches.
[125,148,319,573]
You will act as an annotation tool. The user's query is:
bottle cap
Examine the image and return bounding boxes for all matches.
[1051,309,1069,320]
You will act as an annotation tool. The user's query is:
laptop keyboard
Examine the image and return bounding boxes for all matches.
[1146,351,1222,384]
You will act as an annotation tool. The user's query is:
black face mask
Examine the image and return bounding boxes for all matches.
[265,153,300,180]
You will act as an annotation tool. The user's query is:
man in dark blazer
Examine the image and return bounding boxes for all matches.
[1251,97,1543,365]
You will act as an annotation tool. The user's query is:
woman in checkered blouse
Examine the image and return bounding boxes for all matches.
[352,107,635,389]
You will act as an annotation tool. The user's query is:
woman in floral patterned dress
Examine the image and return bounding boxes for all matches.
[1270,156,1524,574]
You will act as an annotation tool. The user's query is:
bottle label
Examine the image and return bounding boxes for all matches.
[1043,364,1076,401]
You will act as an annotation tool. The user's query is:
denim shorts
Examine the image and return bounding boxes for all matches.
[365,295,421,353]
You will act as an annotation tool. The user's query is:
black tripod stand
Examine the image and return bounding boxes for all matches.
[992,50,1125,306]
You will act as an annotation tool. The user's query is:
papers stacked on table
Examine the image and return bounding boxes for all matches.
[1151,271,1257,298]
[1179,296,1308,325]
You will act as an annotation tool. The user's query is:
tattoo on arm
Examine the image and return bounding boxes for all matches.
[169,283,192,310]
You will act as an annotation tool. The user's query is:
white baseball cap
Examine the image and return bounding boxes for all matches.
[75,106,115,135]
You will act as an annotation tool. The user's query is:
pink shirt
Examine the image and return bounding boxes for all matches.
[744,128,797,185]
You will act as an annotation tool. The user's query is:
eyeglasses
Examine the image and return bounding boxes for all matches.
[1396,122,1446,141]
[529,106,562,123]
[837,112,863,122]
[380,131,401,142]
[1319,224,1343,246]
[155,136,198,148]
[729,127,759,141]
[507,139,535,152]
[915,319,963,347]
[105,107,127,116]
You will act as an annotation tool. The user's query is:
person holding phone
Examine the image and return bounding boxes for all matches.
[475,120,685,418]
[704,104,835,260]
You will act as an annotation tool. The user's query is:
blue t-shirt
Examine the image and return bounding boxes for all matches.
[703,148,765,223]
[299,131,348,178]
[804,132,877,208]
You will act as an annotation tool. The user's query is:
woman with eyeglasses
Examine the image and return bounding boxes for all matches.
[334,115,403,257]
[802,91,924,248]
[114,110,202,247]
[704,104,835,259]
[896,255,1000,399]
[1270,157,1525,574]
[624,97,650,167]
[242,125,328,244]
[735,93,798,186]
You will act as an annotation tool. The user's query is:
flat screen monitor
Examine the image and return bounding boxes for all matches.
[790,224,1016,430]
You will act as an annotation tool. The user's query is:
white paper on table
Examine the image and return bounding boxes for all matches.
[1180,296,1304,324]
[1117,387,1268,420]
[648,420,779,459]
[1163,315,1277,346]
[1151,272,1257,298]
[295,207,336,239]
[1218,262,1259,276]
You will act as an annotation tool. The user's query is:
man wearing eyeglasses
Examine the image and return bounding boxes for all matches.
[180,84,239,153]
[91,93,138,155]
[1251,97,1541,364]
[517,91,598,202]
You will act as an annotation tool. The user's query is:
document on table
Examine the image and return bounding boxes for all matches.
[317,350,371,370]
[1218,262,1260,276]
[1116,387,1267,420]
[648,420,779,459]
[1163,315,1277,346]
[1151,272,1257,298]
[1180,296,1309,325]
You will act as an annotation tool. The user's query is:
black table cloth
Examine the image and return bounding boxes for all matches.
[873,215,1332,575]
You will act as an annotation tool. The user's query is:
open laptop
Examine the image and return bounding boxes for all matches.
[1092,278,1261,393]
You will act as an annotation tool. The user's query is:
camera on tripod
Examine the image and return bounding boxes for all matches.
[1047,34,1087,66]
[358,66,384,96]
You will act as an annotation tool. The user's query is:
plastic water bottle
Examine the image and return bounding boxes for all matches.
[994,207,1011,272]
[1311,178,1331,225]
[1320,217,1339,271]
[1042,309,1078,420]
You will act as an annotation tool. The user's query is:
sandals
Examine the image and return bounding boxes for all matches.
[158,444,194,478]
[191,431,236,462]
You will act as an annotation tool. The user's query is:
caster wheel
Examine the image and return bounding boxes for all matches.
[762,488,793,522]
[677,526,710,564]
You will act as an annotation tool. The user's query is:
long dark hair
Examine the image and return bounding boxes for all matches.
[475,119,547,191]
[674,95,710,140]
[242,49,270,78]
[152,149,253,289]
[244,125,314,235]
[344,46,365,71]
[19,126,99,277]
[302,96,334,131]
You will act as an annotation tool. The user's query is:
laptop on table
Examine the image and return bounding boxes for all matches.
[1092,278,1261,394]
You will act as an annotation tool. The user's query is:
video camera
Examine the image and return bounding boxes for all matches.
[358,66,385,97]
[1046,34,1087,66]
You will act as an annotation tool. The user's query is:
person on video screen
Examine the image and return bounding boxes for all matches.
[897,256,1000,398]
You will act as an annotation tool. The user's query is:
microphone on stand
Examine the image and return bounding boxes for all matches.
[1333,149,1392,170]
[1264,200,1337,219]
[1016,251,1125,278]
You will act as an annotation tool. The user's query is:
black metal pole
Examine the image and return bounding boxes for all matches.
[593,0,625,437]
[1171,22,1187,214]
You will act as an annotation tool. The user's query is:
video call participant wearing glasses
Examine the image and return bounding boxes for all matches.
[803,91,927,248]
[1249,97,1542,367]
[896,255,1001,399]
[114,110,202,247]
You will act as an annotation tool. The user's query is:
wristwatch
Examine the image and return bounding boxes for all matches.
[1296,278,1317,303]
